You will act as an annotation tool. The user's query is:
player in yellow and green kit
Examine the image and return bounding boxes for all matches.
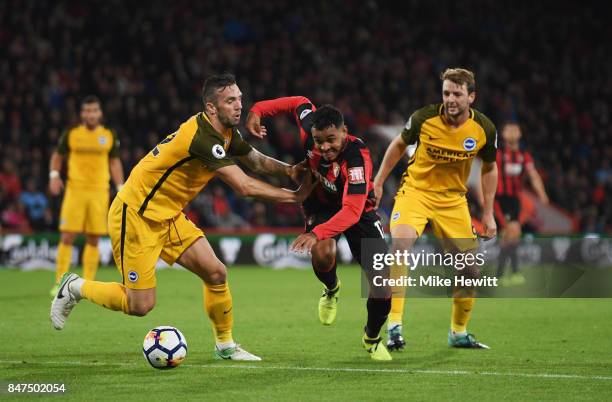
[374,68,498,350]
[50,73,312,361]
[48,96,125,296]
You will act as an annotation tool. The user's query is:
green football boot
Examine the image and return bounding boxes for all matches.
[318,281,340,325]
[448,330,490,349]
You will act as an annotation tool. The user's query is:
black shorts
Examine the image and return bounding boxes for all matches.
[494,195,521,226]
[305,209,390,296]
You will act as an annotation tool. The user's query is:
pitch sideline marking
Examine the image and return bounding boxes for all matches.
[1,360,611,381]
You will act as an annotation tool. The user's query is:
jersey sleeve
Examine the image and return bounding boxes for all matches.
[56,130,69,155]
[400,107,428,145]
[109,129,120,158]
[311,144,371,240]
[227,129,253,157]
[250,96,313,117]
[251,96,316,133]
[475,112,498,163]
[189,132,236,171]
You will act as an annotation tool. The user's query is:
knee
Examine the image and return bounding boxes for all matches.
[312,241,336,271]
[206,263,227,285]
[460,265,481,280]
[391,237,414,253]
[61,232,77,244]
[128,300,155,317]
[85,235,100,246]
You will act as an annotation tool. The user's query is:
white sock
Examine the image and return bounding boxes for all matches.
[216,341,236,350]
[387,322,402,330]
[452,330,467,337]
[69,277,85,300]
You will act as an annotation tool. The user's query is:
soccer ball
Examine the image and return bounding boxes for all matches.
[142,326,188,369]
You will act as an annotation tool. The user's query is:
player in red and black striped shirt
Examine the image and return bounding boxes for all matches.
[495,123,548,284]
[247,99,392,361]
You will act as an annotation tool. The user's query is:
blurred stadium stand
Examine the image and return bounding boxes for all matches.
[0,0,609,234]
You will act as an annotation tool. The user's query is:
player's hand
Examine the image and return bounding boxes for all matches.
[49,177,64,196]
[373,180,383,209]
[291,232,318,253]
[289,160,309,184]
[481,213,497,239]
[540,194,550,206]
[245,111,267,138]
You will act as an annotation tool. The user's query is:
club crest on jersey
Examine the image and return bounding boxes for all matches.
[463,137,476,151]
[299,108,312,120]
[128,271,139,282]
[348,166,365,184]
[212,144,226,159]
[98,136,107,145]
[332,162,340,178]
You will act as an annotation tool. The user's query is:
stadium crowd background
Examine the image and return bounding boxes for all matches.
[0,0,609,233]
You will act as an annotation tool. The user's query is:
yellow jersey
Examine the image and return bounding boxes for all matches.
[118,112,252,221]
[57,124,119,190]
[399,104,497,196]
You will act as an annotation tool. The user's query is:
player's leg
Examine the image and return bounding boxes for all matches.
[50,200,158,329]
[311,238,341,325]
[346,215,393,361]
[498,220,522,285]
[51,231,77,296]
[432,200,488,349]
[52,187,85,295]
[166,214,260,361]
[506,221,524,284]
[386,190,429,350]
[81,190,109,281]
[82,235,100,281]
[382,224,418,351]
[494,199,509,281]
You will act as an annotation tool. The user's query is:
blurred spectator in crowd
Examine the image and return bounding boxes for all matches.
[205,186,250,229]
[0,160,22,202]
[1,201,29,231]
[19,178,52,230]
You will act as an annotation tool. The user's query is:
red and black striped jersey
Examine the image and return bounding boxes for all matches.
[250,97,376,240]
[496,147,534,197]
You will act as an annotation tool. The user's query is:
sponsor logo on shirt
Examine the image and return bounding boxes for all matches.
[348,166,365,184]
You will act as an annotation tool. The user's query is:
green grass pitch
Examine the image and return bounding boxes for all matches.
[1,266,611,401]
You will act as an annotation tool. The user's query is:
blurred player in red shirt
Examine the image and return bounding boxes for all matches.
[495,122,549,285]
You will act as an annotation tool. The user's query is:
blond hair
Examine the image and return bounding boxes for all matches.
[440,68,475,93]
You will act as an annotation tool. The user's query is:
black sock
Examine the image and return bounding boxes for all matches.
[313,264,338,290]
[496,247,508,277]
[509,244,519,273]
[365,297,391,339]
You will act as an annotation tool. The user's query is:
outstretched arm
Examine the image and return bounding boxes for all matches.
[372,135,408,208]
[237,148,307,182]
[216,164,312,203]
[246,96,314,138]
[237,148,290,178]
